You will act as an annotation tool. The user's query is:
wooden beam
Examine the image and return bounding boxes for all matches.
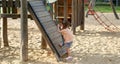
[79,0,85,30]
[20,0,28,62]
[12,6,18,19]
[74,0,78,34]
[0,1,20,7]
[110,0,119,19]
[0,3,2,48]
[72,0,76,34]
[1,0,9,47]
[0,14,32,19]
[72,0,85,34]
[64,0,68,21]
[41,36,47,49]
[1,17,9,47]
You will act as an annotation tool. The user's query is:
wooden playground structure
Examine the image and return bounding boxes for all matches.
[0,0,84,62]
[55,0,85,34]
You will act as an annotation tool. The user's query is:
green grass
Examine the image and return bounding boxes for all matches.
[85,6,120,13]
[94,6,120,13]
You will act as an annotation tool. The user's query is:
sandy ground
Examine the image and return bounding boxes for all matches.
[0,13,120,64]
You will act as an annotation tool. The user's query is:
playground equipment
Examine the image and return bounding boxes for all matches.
[110,0,119,19]
[28,0,68,60]
[0,0,70,61]
[0,0,29,61]
[86,0,120,32]
[0,0,21,47]
[0,0,85,62]
[55,0,85,34]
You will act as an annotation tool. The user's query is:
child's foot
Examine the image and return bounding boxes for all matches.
[65,56,73,61]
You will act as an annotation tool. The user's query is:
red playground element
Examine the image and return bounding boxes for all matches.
[88,10,95,15]
[84,0,89,4]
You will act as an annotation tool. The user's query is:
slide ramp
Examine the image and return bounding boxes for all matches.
[28,0,67,61]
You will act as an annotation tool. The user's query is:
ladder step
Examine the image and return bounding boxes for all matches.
[35,11,50,17]
[29,1,44,6]
[39,16,52,23]
[32,6,46,12]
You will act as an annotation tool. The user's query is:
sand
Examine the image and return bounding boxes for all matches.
[0,13,120,64]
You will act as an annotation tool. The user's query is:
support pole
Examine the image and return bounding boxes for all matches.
[1,16,9,47]
[2,1,9,47]
[64,0,68,22]
[0,19,1,48]
[79,0,84,30]
[20,0,28,61]
[74,0,78,33]
[72,0,85,34]
[72,0,76,34]
[72,0,78,34]
[41,36,47,49]
[0,7,1,47]
[110,0,119,19]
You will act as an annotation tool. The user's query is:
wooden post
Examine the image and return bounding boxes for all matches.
[74,0,78,33]
[20,0,28,61]
[110,0,119,19]
[73,0,78,34]
[72,0,78,34]
[1,17,9,47]
[72,0,85,34]
[64,0,68,22]
[0,17,1,48]
[1,18,9,47]
[79,0,84,30]
[53,2,56,20]
[12,5,18,19]
[72,0,76,34]
[1,0,9,47]
[0,4,2,48]
[41,36,47,49]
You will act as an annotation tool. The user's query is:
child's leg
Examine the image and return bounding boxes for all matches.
[65,48,73,61]
[65,42,73,60]
[67,48,70,56]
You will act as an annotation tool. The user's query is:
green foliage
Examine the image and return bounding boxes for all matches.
[85,5,120,13]
[95,6,120,13]
[85,1,120,13]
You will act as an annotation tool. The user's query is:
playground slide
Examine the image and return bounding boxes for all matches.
[28,1,67,61]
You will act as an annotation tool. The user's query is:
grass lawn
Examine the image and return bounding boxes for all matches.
[85,6,120,13]
[95,6,120,13]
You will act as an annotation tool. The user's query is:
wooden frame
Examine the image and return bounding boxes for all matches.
[55,0,85,34]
